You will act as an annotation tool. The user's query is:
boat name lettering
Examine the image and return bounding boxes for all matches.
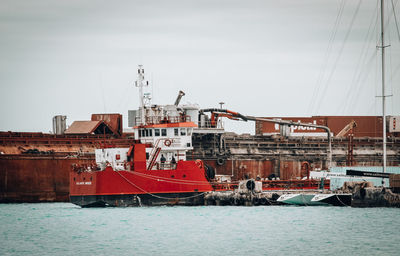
[76,182,92,185]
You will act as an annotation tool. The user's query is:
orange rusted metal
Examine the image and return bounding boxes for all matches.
[0,155,94,202]
[91,113,123,136]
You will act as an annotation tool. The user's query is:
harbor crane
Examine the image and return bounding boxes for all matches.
[200,109,333,169]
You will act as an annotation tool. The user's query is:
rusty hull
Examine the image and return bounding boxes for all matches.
[0,155,94,203]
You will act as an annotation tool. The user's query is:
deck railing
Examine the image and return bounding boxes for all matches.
[136,115,191,125]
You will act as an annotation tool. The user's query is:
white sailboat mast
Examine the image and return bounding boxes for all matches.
[380,0,387,173]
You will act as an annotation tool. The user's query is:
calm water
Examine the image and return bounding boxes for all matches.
[1,203,399,256]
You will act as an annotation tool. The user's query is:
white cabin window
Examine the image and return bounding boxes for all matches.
[174,128,179,136]
[180,128,186,136]
[187,128,192,136]
[161,128,167,136]
[145,129,149,137]
[155,129,160,136]
[149,129,153,137]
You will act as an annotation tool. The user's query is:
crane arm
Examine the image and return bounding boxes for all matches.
[199,109,332,169]
[174,91,185,106]
[246,116,332,169]
[336,120,357,137]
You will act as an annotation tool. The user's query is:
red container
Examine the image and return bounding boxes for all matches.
[325,116,382,137]
[256,116,327,135]
[256,116,397,137]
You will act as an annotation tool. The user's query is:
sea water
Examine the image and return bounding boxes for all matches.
[1,203,399,256]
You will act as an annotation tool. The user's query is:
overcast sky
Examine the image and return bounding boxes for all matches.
[0,0,399,134]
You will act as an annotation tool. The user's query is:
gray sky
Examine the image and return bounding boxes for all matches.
[0,0,399,134]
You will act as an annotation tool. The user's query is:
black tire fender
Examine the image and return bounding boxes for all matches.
[246,179,255,191]
[204,164,215,180]
[216,157,225,166]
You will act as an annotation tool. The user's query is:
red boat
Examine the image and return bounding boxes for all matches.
[70,144,214,207]
[70,66,215,207]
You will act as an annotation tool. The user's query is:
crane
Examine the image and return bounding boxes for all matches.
[174,91,185,106]
[335,120,358,166]
[199,109,333,169]
[336,120,357,137]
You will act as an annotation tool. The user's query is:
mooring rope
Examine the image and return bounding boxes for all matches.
[301,193,309,206]
[264,194,274,205]
[131,171,211,185]
[335,194,350,207]
[116,171,207,200]
[254,192,273,206]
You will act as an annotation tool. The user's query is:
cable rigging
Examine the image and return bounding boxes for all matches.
[339,1,379,114]
[308,0,346,114]
[314,0,363,114]
[390,0,400,42]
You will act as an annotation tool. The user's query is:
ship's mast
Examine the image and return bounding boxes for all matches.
[380,0,387,173]
[135,65,148,126]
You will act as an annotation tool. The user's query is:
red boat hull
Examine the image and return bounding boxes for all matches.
[70,192,206,207]
[70,161,213,207]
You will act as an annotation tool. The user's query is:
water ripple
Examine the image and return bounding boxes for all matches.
[0,203,399,255]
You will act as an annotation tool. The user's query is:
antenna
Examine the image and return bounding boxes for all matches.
[135,65,149,125]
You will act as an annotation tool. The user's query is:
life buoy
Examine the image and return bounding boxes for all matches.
[164,139,172,147]
[195,159,204,169]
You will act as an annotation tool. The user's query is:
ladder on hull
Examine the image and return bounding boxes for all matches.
[147,139,164,170]
[147,147,161,170]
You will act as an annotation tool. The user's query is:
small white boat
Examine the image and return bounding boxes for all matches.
[311,193,351,206]
[277,193,329,206]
